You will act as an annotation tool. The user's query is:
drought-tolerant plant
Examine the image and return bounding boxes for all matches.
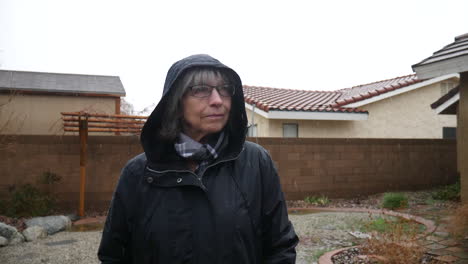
[0,171,62,218]
[5,184,55,217]
[361,216,392,233]
[381,192,408,210]
[431,181,460,201]
[304,195,330,206]
[360,215,425,234]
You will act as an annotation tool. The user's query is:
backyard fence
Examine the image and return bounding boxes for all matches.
[0,135,458,211]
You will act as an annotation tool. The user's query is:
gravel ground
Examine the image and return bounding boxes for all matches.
[0,231,102,264]
[291,212,378,264]
[0,188,456,264]
[0,211,376,264]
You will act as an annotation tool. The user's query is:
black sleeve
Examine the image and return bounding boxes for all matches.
[98,164,136,264]
[259,150,299,264]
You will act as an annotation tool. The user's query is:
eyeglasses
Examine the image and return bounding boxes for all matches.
[187,84,236,98]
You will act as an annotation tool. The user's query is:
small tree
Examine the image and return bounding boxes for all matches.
[120,98,136,115]
[0,90,25,150]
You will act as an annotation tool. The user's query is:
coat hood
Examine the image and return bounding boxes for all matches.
[141,54,248,165]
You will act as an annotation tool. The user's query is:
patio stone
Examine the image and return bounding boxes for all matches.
[439,239,461,247]
[452,251,468,259]
[434,231,450,238]
[434,255,460,263]
[425,243,448,250]
[426,235,445,242]
[446,247,466,253]
[427,248,452,256]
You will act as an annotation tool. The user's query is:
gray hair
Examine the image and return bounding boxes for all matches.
[159,67,235,141]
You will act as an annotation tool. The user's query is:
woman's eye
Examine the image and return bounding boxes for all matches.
[219,85,234,96]
[192,86,211,96]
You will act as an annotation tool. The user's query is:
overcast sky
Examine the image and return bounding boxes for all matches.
[0,0,467,112]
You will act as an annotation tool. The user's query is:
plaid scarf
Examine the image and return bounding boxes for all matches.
[174,132,225,174]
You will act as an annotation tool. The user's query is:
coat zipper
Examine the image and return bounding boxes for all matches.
[146,151,242,191]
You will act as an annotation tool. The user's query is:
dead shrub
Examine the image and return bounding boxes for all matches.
[448,203,468,239]
[361,214,426,263]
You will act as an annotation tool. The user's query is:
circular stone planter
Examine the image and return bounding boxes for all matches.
[287,207,436,264]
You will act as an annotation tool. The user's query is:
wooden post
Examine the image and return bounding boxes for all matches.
[78,114,88,217]
[459,72,468,203]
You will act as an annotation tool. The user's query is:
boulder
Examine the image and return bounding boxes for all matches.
[25,215,71,235]
[66,213,79,222]
[0,222,18,239]
[23,225,48,241]
[0,222,25,245]
[9,232,25,244]
[0,236,7,246]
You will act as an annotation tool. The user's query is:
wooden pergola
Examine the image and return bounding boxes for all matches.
[61,111,148,217]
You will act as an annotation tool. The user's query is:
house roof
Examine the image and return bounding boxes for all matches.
[332,74,423,107]
[412,33,468,78]
[0,70,126,96]
[431,85,459,115]
[243,85,367,114]
[243,74,428,113]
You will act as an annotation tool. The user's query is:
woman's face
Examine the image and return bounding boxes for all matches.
[181,75,232,142]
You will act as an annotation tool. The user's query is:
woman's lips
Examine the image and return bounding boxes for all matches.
[205,114,224,119]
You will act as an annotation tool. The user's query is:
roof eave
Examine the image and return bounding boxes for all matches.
[343,73,459,108]
[413,54,468,79]
[245,103,368,121]
[0,87,125,97]
[433,92,460,115]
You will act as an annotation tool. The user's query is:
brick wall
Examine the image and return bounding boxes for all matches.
[0,136,458,211]
[0,135,142,211]
[251,137,458,200]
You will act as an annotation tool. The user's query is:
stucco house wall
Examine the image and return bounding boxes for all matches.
[246,79,457,138]
[245,108,270,136]
[0,94,117,135]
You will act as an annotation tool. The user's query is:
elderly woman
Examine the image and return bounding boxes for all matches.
[98,54,298,263]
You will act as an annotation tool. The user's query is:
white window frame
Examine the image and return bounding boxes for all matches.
[283,123,298,138]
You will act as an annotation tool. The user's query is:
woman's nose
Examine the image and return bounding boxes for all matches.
[208,88,223,106]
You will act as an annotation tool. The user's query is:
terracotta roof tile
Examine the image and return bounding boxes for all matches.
[244,73,436,114]
[332,74,424,107]
[243,85,367,114]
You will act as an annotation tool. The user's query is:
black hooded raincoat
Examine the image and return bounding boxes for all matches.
[98,54,299,264]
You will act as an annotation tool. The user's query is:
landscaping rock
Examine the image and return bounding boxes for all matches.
[66,213,79,222]
[9,232,25,244]
[348,231,371,239]
[23,225,48,241]
[0,236,7,246]
[0,222,25,245]
[0,222,18,239]
[25,215,71,235]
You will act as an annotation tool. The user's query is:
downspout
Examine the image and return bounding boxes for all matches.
[250,103,258,143]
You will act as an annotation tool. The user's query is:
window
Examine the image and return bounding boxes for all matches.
[443,127,456,139]
[283,123,298,138]
[247,124,257,137]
